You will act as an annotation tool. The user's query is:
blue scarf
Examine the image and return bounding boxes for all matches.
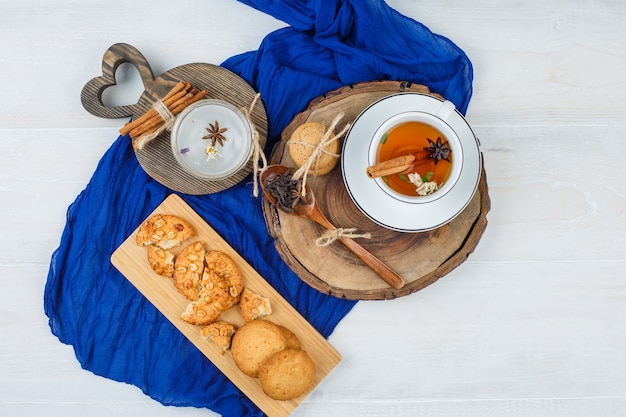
[44,1,472,416]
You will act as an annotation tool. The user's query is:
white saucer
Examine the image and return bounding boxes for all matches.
[341,93,482,233]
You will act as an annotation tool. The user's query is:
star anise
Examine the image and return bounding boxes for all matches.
[423,137,451,165]
[202,120,228,146]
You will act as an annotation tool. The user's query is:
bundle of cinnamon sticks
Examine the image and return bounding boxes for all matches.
[120,81,208,150]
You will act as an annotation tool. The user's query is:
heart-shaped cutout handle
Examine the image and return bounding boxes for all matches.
[81,43,159,119]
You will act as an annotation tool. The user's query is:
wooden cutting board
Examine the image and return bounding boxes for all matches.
[81,43,268,195]
[263,81,491,300]
[110,194,341,417]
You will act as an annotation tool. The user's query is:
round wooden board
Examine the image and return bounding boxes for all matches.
[81,43,267,195]
[134,64,267,194]
[262,81,491,300]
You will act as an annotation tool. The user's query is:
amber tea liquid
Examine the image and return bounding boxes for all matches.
[376,121,453,197]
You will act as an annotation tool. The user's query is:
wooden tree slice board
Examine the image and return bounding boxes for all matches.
[263,81,491,300]
[111,195,341,417]
[81,43,267,194]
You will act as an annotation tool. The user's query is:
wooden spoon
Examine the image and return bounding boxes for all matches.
[260,165,405,290]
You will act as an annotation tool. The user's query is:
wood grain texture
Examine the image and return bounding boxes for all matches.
[111,194,341,417]
[263,81,490,300]
[81,43,268,195]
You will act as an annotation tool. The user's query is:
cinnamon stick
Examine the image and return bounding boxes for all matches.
[129,89,209,139]
[170,89,207,113]
[366,154,415,178]
[119,81,187,135]
[119,81,207,139]
[127,95,187,137]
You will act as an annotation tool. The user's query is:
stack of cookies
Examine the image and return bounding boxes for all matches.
[135,213,316,401]
[231,320,316,401]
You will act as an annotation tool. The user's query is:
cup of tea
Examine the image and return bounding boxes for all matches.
[342,93,481,232]
[367,100,464,204]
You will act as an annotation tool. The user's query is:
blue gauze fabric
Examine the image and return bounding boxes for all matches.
[44,1,472,416]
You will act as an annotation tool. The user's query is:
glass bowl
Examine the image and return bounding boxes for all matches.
[170,99,253,180]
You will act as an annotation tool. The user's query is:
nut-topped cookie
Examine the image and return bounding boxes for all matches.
[202,250,244,311]
[239,287,272,322]
[180,293,222,326]
[180,250,244,326]
[146,245,175,278]
[201,321,237,354]
[173,241,206,301]
[136,214,195,249]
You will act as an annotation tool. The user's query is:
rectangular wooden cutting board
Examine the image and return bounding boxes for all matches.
[110,194,341,417]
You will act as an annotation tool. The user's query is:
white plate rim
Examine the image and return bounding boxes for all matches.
[341,92,482,233]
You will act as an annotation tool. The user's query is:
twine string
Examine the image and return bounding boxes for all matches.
[315,227,372,247]
[134,99,176,150]
[291,112,350,196]
[240,93,266,197]
[153,99,176,128]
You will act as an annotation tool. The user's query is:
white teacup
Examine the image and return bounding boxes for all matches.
[342,93,482,232]
[368,100,463,204]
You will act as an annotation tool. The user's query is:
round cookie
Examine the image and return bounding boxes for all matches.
[231,320,288,378]
[259,348,316,401]
[275,325,301,350]
[135,214,195,249]
[288,121,339,176]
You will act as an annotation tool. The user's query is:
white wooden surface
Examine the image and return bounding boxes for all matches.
[1,1,625,416]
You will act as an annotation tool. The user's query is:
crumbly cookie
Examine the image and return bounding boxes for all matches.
[259,348,316,401]
[180,293,222,326]
[173,241,206,301]
[201,251,244,312]
[180,250,244,326]
[201,321,237,355]
[231,320,288,378]
[135,214,195,249]
[288,121,339,176]
[146,245,175,278]
[239,287,272,322]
